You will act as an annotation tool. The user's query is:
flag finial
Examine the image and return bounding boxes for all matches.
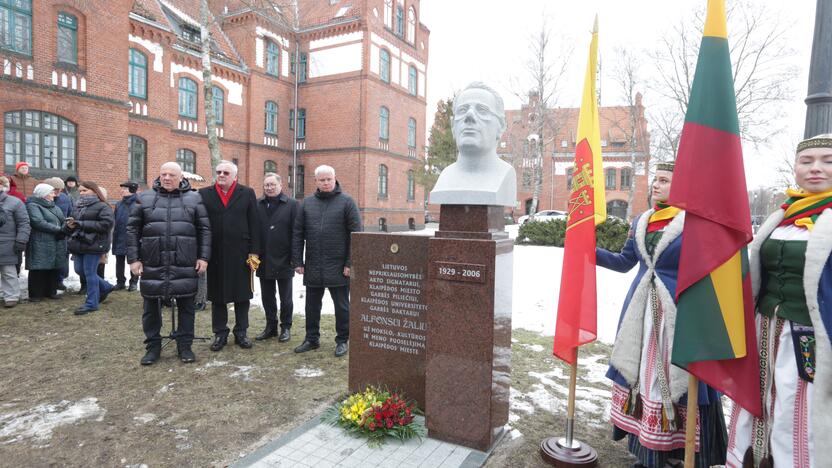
[592,14,598,34]
[703,0,728,39]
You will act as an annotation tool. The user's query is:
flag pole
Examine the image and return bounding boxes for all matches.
[565,361,578,445]
[684,375,699,468]
[540,347,597,467]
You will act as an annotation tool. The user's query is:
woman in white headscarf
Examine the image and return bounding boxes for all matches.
[25,183,67,301]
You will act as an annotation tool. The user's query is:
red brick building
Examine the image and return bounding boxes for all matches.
[0,0,429,231]
[499,92,651,221]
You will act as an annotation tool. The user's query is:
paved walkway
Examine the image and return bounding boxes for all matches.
[235,416,495,468]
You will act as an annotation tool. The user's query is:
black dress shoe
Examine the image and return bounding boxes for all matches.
[141,346,161,365]
[74,306,97,315]
[278,328,291,342]
[127,283,138,292]
[99,288,112,303]
[210,335,227,352]
[335,342,349,357]
[114,283,126,290]
[29,297,43,303]
[294,340,319,353]
[255,326,277,341]
[235,335,253,349]
[56,282,67,291]
[177,346,196,363]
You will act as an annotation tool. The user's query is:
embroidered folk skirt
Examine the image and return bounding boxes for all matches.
[726,316,815,468]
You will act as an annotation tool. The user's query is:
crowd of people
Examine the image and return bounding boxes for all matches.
[1,130,829,466]
[0,160,362,367]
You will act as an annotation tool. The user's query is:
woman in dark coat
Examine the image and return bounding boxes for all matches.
[66,181,114,314]
[25,184,68,301]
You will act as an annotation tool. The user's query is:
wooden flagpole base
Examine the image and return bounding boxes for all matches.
[540,437,598,467]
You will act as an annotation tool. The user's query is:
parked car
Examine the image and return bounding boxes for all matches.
[519,210,568,224]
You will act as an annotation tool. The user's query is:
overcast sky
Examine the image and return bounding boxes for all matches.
[419,0,817,188]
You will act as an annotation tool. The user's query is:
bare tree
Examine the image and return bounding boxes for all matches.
[648,0,798,150]
[510,17,572,215]
[606,47,647,220]
[200,0,221,169]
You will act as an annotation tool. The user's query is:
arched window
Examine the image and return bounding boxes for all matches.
[407,7,416,44]
[212,86,224,124]
[378,164,388,198]
[178,77,198,119]
[264,160,277,173]
[605,167,616,190]
[620,167,633,189]
[407,117,416,148]
[128,135,146,183]
[266,40,279,76]
[176,148,196,173]
[0,0,32,54]
[379,49,390,83]
[57,12,78,64]
[395,5,404,36]
[129,49,147,99]
[383,0,392,28]
[379,106,389,140]
[4,110,76,172]
[407,170,415,200]
[265,101,278,134]
[408,65,417,95]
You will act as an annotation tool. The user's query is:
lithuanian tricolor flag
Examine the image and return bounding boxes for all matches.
[667,0,761,417]
[553,18,605,364]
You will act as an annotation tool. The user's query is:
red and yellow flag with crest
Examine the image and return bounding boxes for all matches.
[553,17,605,364]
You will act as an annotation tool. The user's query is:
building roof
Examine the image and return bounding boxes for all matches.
[131,0,245,68]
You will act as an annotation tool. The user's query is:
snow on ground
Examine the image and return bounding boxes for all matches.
[0,397,106,444]
[294,366,325,378]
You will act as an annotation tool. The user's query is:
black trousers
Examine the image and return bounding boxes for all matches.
[28,269,58,299]
[115,254,138,286]
[259,277,293,329]
[142,296,195,347]
[212,300,250,337]
[304,285,349,344]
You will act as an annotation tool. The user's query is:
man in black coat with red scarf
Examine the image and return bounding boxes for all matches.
[199,160,261,351]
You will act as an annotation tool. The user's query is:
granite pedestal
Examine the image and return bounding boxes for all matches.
[348,233,430,407]
[424,205,512,451]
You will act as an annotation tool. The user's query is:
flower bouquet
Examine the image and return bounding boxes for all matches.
[321,386,426,446]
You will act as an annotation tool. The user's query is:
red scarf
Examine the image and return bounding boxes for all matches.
[216,180,237,207]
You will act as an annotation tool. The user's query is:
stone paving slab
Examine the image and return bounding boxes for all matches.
[234,416,496,468]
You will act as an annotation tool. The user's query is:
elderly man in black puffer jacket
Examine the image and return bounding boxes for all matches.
[292,165,362,357]
[127,162,211,365]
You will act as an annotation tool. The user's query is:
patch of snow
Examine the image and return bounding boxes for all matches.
[521,344,545,352]
[230,366,254,381]
[294,367,324,378]
[157,383,174,394]
[0,397,105,444]
[133,413,157,424]
[508,428,523,440]
[195,360,228,372]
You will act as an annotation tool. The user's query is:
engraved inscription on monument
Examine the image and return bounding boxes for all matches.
[349,233,430,406]
[432,261,487,284]
[359,263,428,356]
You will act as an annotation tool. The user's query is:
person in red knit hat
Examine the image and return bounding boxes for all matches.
[12,161,34,200]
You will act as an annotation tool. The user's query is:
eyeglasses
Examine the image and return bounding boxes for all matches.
[216,170,231,175]
[453,103,500,122]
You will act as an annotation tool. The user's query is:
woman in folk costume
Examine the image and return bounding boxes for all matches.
[726,134,832,468]
[596,162,728,468]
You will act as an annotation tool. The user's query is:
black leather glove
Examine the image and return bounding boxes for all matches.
[13,241,26,253]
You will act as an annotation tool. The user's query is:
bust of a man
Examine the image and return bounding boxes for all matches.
[429,82,517,206]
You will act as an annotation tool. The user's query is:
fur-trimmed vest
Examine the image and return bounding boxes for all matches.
[751,208,832,448]
[598,210,716,404]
